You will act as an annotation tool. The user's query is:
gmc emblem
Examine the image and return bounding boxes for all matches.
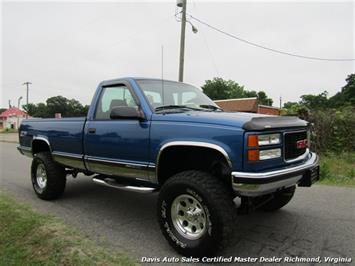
[296,139,308,149]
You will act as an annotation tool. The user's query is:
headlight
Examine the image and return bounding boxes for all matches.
[248,133,281,147]
[258,134,281,146]
[247,133,282,161]
[259,148,281,160]
[248,148,281,161]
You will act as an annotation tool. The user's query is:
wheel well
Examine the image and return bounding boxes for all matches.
[32,140,50,155]
[157,146,231,185]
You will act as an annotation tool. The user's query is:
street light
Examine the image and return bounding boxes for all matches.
[18,96,23,109]
[17,96,23,130]
[188,21,198,33]
[176,0,184,7]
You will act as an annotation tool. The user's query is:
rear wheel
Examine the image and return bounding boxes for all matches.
[255,186,296,212]
[157,170,236,257]
[31,152,66,200]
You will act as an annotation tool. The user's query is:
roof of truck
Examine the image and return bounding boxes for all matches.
[100,77,185,85]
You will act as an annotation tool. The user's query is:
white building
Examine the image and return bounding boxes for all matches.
[0,107,29,130]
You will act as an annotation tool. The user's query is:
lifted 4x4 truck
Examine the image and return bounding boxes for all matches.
[18,78,319,256]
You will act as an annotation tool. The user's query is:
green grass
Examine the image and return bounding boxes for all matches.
[0,193,136,266]
[318,152,355,187]
[0,128,18,133]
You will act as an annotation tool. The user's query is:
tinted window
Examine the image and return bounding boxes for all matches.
[137,80,217,110]
[95,85,137,120]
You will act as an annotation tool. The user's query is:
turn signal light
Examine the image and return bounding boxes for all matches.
[248,150,259,161]
[248,135,258,147]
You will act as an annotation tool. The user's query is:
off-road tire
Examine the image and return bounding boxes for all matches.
[157,170,236,257]
[256,186,296,212]
[31,152,66,200]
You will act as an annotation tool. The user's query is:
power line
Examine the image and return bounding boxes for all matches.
[188,14,355,62]
[191,0,219,76]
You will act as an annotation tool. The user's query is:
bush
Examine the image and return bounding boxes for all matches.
[307,106,355,153]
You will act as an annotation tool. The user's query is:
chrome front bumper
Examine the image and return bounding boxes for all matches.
[232,152,319,196]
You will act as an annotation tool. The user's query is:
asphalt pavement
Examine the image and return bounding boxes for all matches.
[0,142,354,265]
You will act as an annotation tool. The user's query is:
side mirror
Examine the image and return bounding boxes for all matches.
[110,106,144,120]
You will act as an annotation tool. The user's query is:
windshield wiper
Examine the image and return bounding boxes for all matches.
[155,105,200,112]
[199,104,223,111]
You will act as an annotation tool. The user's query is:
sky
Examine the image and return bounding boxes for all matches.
[1,0,354,108]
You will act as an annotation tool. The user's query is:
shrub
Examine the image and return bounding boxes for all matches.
[307,106,355,153]
[319,160,331,181]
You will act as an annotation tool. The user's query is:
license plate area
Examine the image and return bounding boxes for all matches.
[298,166,320,187]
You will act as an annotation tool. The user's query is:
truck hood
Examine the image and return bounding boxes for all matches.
[151,111,308,130]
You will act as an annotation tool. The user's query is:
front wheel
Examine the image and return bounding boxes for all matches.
[157,170,236,257]
[31,152,66,200]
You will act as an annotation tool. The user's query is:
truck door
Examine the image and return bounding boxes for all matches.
[83,82,151,181]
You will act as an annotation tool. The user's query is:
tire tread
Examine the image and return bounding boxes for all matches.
[32,152,66,200]
[158,170,236,255]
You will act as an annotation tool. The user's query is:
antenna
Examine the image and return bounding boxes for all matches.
[161,45,164,105]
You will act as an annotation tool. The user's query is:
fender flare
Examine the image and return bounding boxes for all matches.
[31,136,52,154]
[155,141,232,182]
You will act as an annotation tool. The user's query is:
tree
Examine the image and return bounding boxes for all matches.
[35,103,49,118]
[282,101,309,119]
[83,105,90,115]
[329,73,355,107]
[22,96,88,118]
[342,73,355,104]
[201,77,273,105]
[0,108,7,114]
[46,96,69,117]
[257,91,273,106]
[67,99,85,117]
[22,103,38,116]
[46,96,88,117]
[300,91,328,110]
[202,78,246,100]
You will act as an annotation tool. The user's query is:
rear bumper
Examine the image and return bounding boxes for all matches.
[232,152,319,196]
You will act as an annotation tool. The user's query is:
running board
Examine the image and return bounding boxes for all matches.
[93,177,157,193]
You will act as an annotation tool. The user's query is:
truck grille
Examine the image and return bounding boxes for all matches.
[284,131,308,161]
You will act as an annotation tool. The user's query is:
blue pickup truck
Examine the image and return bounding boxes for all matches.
[18,77,319,256]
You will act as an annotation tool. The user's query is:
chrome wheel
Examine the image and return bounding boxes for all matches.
[171,194,207,240]
[36,163,47,190]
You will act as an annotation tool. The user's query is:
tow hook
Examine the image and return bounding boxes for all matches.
[65,169,78,178]
[237,197,255,214]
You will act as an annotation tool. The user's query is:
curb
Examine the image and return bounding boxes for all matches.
[0,140,19,144]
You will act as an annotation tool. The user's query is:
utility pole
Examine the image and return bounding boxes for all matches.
[178,0,187,82]
[23,82,32,106]
[22,82,32,118]
[8,99,11,108]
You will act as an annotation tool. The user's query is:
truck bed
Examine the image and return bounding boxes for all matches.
[19,117,86,156]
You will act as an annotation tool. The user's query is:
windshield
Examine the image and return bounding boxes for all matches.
[136,79,219,112]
